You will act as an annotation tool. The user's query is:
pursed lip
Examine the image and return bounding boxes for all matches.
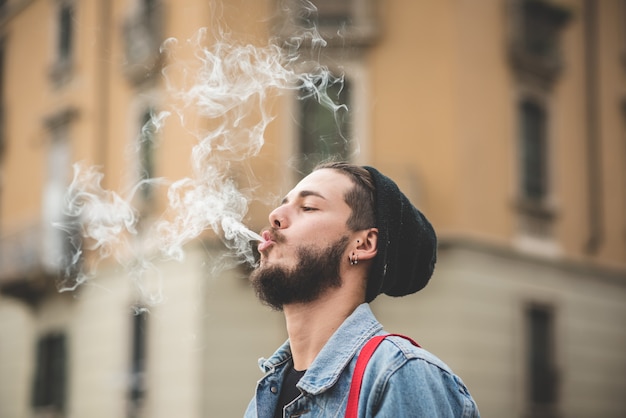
[257,229,276,253]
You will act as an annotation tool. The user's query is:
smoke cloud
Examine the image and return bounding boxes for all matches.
[53,2,346,303]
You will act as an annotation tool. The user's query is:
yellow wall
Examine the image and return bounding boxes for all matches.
[1,1,625,417]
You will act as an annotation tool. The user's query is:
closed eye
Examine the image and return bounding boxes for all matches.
[302,206,318,212]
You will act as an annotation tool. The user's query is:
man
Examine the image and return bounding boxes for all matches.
[245,162,480,417]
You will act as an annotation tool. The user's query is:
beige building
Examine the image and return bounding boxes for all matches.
[0,0,625,417]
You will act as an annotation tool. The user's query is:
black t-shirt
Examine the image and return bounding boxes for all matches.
[273,363,306,418]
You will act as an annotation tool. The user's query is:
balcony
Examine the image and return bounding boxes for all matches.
[273,0,381,49]
[509,0,572,89]
[0,219,79,305]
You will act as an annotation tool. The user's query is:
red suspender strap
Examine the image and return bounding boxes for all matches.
[344,334,420,418]
[344,335,387,418]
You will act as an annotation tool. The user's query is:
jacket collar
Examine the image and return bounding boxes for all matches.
[259,303,383,395]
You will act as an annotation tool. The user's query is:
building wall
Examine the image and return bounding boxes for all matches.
[0,0,624,417]
[372,243,626,418]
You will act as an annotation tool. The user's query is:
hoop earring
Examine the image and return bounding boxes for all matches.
[350,253,359,265]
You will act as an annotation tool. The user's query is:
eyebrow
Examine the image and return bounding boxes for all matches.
[281,190,326,205]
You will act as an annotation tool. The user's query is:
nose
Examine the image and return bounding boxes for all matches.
[269,205,288,229]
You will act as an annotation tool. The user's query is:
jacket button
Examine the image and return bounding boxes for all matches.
[270,386,278,394]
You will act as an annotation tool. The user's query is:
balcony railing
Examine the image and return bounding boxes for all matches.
[0,219,78,303]
[273,0,381,49]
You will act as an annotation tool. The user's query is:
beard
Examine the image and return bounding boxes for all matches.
[250,235,350,311]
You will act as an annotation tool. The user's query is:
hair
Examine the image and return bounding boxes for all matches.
[313,161,376,231]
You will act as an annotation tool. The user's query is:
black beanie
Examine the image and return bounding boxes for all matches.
[362,166,437,303]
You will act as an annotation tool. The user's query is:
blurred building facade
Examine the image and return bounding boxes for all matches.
[0,0,625,417]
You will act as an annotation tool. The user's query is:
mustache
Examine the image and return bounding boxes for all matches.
[261,226,286,244]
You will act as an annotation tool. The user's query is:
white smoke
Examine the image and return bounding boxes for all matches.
[54,2,346,301]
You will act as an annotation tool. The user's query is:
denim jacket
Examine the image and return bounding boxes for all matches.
[244,304,480,417]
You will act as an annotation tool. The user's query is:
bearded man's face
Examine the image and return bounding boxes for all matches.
[250,235,349,311]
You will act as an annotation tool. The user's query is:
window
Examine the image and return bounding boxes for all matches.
[42,123,71,272]
[514,97,559,249]
[519,0,569,59]
[128,309,148,418]
[510,1,565,251]
[309,0,351,26]
[622,0,626,68]
[50,1,75,85]
[138,109,156,202]
[526,305,558,415]
[519,99,548,202]
[0,37,5,161]
[32,333,67,415]
[42,110,80,278]
[297,76,351,175]
[58,3,73,62]
[508,0,571,88]
[123,0,163,84]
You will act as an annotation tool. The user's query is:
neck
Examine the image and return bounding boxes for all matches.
[283,288,363,371]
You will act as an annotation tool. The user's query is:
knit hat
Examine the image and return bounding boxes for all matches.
[362,166,437,303]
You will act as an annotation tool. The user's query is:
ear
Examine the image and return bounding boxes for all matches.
[355,228,378,261]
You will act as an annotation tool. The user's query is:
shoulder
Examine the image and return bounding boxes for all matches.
[365,335,453,375]
[378,335,453,373]
[360,336,479,417]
